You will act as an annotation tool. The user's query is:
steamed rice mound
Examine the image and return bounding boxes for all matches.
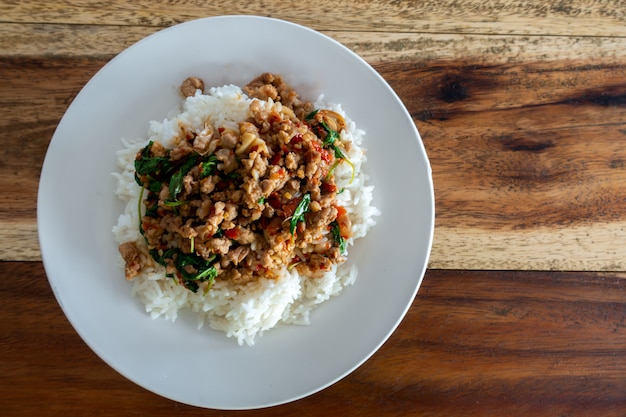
[112,75,378,345]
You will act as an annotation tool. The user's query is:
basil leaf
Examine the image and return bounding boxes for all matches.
[330,220,346,254]
[144,203,159,218]
[322,124,339,147]
[290,193,311,235]
[148,247,219,293]
[328,145,355,184]
[168,171,184,201]
[305,109,320,121]
[162,200,188,207]
[195,266,218,281]
[175,252,219,293]
[135,142,171,176]
[149,247,178,267]
[175,252,217,277]
[168,155,198,201]
[134,172,144,187]
[332,144,346,159]
[135,156,169,176]
[200,155,219,178]
[145,176,162,193]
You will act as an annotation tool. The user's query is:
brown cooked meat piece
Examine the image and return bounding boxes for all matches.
[180,76,204,97]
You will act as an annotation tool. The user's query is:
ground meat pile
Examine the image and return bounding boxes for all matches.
[119,73,353,292]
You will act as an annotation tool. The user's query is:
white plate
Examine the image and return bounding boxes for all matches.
[38,16,434,409]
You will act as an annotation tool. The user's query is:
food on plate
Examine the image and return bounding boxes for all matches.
[113,73,378,345]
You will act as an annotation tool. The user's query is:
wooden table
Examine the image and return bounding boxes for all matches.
[2,1,626,415]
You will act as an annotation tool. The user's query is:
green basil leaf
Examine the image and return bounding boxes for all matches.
[200,155,219,178]
[330,220,346,254]
[149,247,178,267]
[144,203,159,218]
[135,142,171,176]
[290,193,311,235]
[168,171,184,201]
[332,144,346,159]
[322,124,339,147]
[149,247,219,293]
[162,200,188,207]
[134,172,144,187]
[305,109,320,121]
[195,266,218,281]
[168,155,198,201]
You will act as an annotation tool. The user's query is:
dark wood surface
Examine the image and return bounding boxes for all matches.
[3,263,626,416]
[3,1,626,415]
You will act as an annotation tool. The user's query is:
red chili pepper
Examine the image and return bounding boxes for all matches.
[267,193,282,209]
[224,228,240,240]
[310,140,332,163]
[270,152,282,165]
[282,198,300,217]
[321,181,337,193]
[291,133,303,145]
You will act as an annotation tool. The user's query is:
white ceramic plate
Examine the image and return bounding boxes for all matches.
[38,16,434,409]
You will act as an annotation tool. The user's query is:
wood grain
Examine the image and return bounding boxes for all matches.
[4,23,626,63]
[2,0,626,268]
[2,0,626,36]
[3,262,626,416]
[390,58,626,269]
[0,56,104,260]
[2,32,626,269]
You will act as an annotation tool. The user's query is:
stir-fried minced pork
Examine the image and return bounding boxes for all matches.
[118,241,143,279]
[120,73,356,293]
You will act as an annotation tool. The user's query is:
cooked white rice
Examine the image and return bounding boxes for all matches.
[112,84,379,346]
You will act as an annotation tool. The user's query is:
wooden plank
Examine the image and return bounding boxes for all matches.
[385,58,626,269]
[1,0,626,37]
[4,264,626,415]
[431,224,626,270]
[3,23,626,63]
[0,22,155,58]
[0,56,104,261]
